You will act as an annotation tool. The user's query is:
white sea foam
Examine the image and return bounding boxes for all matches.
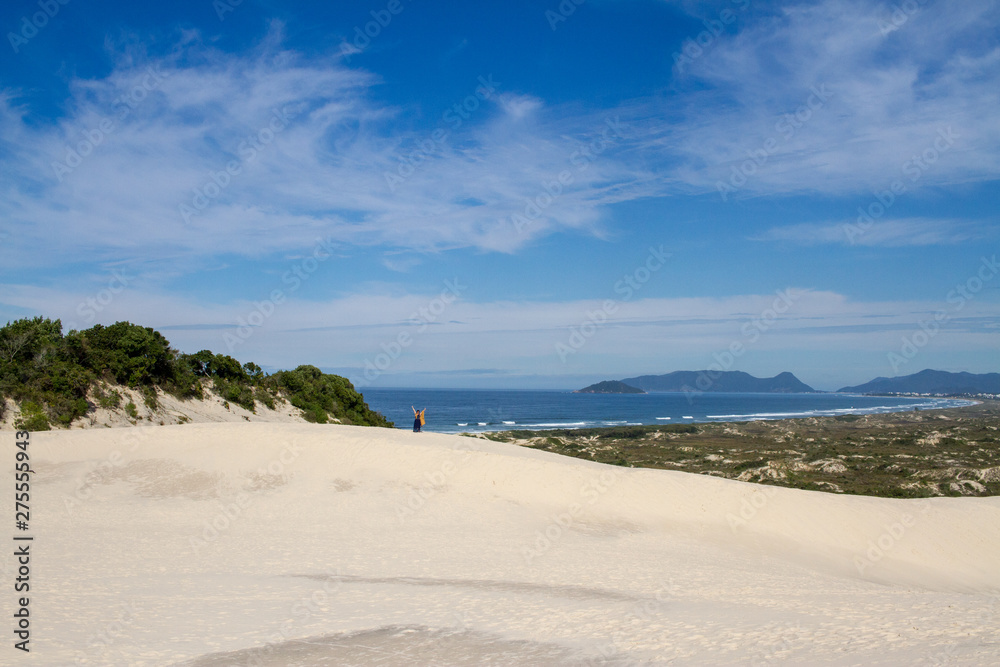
[708,412,811,419]
[527,421,589,428]
[702,399,976,422]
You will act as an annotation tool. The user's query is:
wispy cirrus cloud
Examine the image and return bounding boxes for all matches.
[754,218,989,247]
[2,3,997,282]
[3,278,996,389]
[644,0,1000,197]
[0,27,655,276]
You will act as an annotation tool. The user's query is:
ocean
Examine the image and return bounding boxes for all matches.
[361,388,975,434]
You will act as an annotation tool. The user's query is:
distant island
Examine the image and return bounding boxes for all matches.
[620,370,816,393]
[839,369,1000,396]
[575,380,646,394]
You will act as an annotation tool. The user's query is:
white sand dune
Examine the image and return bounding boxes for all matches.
[1,382,314,432]
[4,423,1000,665]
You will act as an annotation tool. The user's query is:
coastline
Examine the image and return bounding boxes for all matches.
[363,387,977,435]
[475,399,1000,498]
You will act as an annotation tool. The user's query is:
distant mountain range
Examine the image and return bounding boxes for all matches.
[575,380,645,394]
[838,369,1000,395]
[601,371,816,393]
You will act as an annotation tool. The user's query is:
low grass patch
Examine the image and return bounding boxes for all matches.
[471,401,1000,499]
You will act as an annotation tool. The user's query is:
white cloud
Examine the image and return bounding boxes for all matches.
[755,218,988,247]
[497,93,543,119]
[4,280,995,389]
[0,33,653,275]
[2,5,996,279]
[647,0,1000,197]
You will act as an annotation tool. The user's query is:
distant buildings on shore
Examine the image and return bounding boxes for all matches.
[862,392,999,400]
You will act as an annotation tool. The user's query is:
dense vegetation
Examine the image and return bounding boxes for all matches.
[0,317,392,430]
[477,402,1000,498]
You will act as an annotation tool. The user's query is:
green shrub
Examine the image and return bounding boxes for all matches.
[598,426,649,440]
[56,398,89,425]
[82,322,173,387]
[141,387,158,410]
[96,385,122,409]
[0,317,392,429]
[15,401,50,431]
[269,365,393,427]
[732,458,767,472]
[255,387,276,410]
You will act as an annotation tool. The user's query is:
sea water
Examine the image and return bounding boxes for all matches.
[362,389,975,434]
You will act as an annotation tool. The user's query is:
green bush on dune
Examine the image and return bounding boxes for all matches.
[0,317,91,428]
[270,365,392,427]
[0,317,393,430]
[82,321,175,387]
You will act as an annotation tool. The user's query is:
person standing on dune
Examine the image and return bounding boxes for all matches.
[412,406,425,432]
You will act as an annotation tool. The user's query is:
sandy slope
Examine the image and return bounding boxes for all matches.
[3,423,999,665]
[1,383,310,432]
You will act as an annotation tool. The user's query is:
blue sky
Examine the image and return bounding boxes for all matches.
[0,0,997,391]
